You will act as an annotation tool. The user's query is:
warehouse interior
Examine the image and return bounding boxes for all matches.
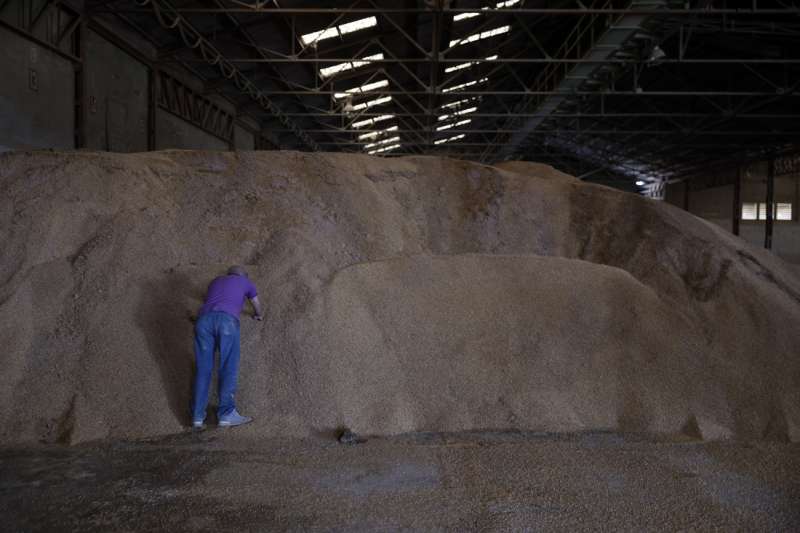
[1,0,800,530]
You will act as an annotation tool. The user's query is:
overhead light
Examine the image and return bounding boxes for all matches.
[436,118,471,131]
[648,45,666,63]
[352,114,394,128]
[334,79,389,99]
[357,125,398,141]
[442,77,489,93]
[320,53,384,78]
[445,55,498,73]
[352,95,392,111]
[636,180,646,186]
[449,25,510,48]
[434,133,465,145]
[301,16,377,46]
[364,136,401,150]
[368,143,401,155]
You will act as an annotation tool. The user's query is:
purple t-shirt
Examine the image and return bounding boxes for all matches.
[198,274,258,319]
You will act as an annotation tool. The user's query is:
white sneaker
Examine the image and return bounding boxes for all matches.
[218,409,253,427]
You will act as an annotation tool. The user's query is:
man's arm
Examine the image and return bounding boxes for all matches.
[250,295,264,321]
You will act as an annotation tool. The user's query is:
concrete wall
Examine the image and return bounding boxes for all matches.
[1,7,264,153]
[0,25,74,151]
[155,109,229,151]
[84,29,148,152]
[234,124,255,151]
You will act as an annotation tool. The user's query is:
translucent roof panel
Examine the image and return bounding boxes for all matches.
[368,143,401,155]
[357,125,399,141]
[437,106,478,121]
[301,16,377,46]
[320,53,384,78]
[449,26,510,48]
[334,79,389,99]
[453,0,521,21]
[352,114,394,129]
[442,77,489,93]
[434,133,466,145]
[445,55,497,74]
[436,118,472,131]
[352,95,392,111]
[364,136,401,150]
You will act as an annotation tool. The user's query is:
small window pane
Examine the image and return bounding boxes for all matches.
[758,202,767,220]
[777,203,792,221]
[741,203,757,220]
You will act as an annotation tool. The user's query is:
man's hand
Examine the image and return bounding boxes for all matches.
[253,314,263,321]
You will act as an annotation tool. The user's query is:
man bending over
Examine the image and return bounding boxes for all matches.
[192,265,263,429]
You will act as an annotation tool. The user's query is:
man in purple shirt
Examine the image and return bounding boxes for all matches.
[192,265,263,429]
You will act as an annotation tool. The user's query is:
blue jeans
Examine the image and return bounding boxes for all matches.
[191,311,241,422]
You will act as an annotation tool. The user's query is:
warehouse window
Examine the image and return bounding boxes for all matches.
[741,203,757,220]
[777,203,793,220]
[741,202,793,221]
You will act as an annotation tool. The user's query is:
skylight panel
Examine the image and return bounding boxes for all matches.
[453,1,521,22]
[436,118,471,131]
[338,17,378,36]
[334,79,389,99]
[434,133,465,145]
[449,25,510,48]
[440,97,480,109]
[368,143,401,155]
[352,95,392,111]
[442,77,489,93]
[357,125,398,141]
[437,106,477,121]
[352,114,394,128]
[453,12,480,21]
[364,136,401,150]
[301,16,377,46]
[445,55,498,73]
[320,53,384,78]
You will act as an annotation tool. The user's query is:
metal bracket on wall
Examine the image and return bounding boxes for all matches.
[157,71,235,143]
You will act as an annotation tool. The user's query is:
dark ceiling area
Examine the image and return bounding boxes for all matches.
[90,0,800,193]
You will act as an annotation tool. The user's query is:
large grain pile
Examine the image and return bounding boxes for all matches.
[1,150,798,445]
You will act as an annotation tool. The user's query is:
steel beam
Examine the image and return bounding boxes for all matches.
[98,8,800,15]
[765,158,775,250]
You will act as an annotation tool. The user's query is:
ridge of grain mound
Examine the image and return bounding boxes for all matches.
[1,150,798,445]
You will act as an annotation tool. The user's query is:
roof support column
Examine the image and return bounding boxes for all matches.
[765,158,775,250]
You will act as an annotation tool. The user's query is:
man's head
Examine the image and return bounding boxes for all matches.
[228,265,248,277]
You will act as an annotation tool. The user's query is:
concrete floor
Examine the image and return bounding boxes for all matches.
[1,430,799,532]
